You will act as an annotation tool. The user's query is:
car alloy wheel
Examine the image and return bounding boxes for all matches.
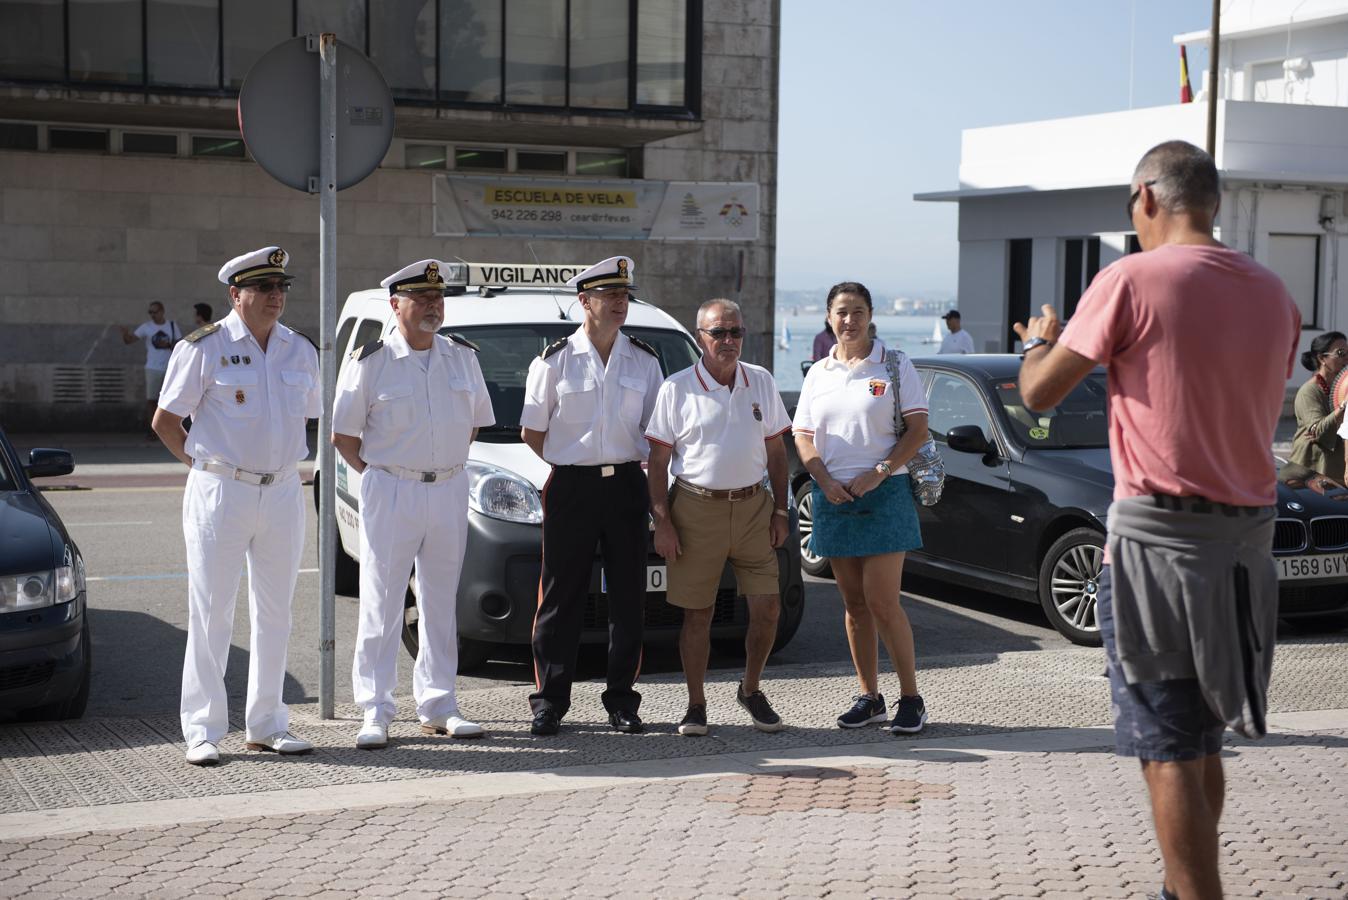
[1037,527,1105,646]
[793,481,832,578]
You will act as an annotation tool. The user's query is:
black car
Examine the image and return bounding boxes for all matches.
[790,354,1348,645]
[0,429,90,719]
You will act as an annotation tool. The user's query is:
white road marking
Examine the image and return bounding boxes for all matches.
[66,521,154,527]
[88,568,320,583]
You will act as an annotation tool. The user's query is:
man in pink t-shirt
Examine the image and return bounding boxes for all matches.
[1015,140,1299,900]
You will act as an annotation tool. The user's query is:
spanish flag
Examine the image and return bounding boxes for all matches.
[1180,45,1194,103]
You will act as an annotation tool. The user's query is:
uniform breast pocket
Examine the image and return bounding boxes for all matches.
[556,378,597,424]
[210,370,260,418]
[374,383,416,429]
[437,377,474,424]
[280,369,314,418]
[618,375,646,421]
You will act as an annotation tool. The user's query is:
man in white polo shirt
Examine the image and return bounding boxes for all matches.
[646,298,792,736]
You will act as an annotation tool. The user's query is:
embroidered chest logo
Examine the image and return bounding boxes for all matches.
[235,389,247,405]
[867,379,888,397]
[751,402,763,421]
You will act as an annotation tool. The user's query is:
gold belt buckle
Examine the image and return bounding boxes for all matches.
[601,465,615,477]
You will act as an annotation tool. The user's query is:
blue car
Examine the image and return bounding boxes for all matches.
[0,428,90,720]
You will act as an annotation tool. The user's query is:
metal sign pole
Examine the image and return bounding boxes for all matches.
[317,33,338,719]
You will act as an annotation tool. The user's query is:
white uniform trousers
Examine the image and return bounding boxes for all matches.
[353,466,468,725]
[180,467,304,746]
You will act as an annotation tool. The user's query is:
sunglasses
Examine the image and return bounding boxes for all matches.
[699,326,746,340]
[1126,179,1157,218]
[242,280,290,293]
[1324,349,1348,359]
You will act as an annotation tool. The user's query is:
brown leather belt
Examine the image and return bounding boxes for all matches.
[675,478,763,501]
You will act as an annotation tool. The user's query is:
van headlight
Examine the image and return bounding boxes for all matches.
[467,462,544,524]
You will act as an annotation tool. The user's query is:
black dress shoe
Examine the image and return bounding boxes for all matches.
[608,710,643,734]
[531,709,561,736]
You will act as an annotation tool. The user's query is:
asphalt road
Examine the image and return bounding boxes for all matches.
[37,481,1082,721]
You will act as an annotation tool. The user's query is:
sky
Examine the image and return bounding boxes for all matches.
[775,0,1216,297]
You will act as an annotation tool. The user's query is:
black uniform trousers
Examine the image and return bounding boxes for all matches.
[530,461,648,718]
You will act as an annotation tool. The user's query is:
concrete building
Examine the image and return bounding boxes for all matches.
[0,0,779,430]
[917,0,1348,393]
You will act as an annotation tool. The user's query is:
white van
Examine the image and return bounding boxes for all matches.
[322,263,805,670]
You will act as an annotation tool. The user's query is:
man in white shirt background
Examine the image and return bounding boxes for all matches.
[120,300,182,437]
[938,310,975,355]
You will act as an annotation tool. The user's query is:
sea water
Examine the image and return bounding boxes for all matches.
[770,313,945,392]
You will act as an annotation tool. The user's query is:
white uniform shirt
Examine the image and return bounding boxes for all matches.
[520,327,664,466]
[792,340,929,482]
[645,360,791,491]
[939,329,975,354]
[159,310,320,472]
[332,328,495,470]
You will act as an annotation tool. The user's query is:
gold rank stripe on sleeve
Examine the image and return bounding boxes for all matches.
[183,323,221,343]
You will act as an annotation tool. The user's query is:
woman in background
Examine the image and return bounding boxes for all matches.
[1291,330,1348,480]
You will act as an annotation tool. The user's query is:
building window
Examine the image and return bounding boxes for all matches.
[1062,237,1100,319]
[407,143,449,168]
[298,0,366,50]
[224,0,291,89]
[636,0,686,106]
[576,150,628,177]
[122,132,178,155]
[1007,238,1032,351]
[505,0,566,106]
[517,150,566,174]
[0,122,39,150]
[570,0,629,110]
[148,0,220,88]
[455,147,506,170]
[0,0,64,82]
[69,0,143,84]
[371,0,437,99]
[49,127,109,152]
[192,135,246,158]
[440,0,501,102]
[1268,233,1321,328]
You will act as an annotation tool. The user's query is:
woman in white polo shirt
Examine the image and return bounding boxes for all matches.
[793,281,931,735]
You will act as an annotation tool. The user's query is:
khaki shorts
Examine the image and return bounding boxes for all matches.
[145,367,166,401]
[667,485,779,609]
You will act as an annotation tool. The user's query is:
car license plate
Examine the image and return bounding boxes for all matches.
[601,566,667,593]
[1277,552,1348,581]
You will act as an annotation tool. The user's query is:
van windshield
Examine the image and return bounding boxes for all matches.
[444,325,700,433]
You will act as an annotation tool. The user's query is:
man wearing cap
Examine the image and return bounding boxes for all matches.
[332,260,495,748]
[521,255,664,736]
[645,298,792,736]
[938,310,975,355]
[152,246,320,766]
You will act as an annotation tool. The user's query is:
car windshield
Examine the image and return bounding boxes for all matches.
[992,373,1110,449]
[444,324,699,432]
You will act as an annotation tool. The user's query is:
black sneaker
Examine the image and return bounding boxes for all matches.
[736,682,783,733]
[837,693,887,729]
[530,709,560,736]
[888,695,927,734]
[678,704,708,736]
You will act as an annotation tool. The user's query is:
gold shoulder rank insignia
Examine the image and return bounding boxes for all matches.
[352,339,384,361]
[628,336,658,358]
[446,333,480,352]
[183,323,220,343]
[541,338,568,360]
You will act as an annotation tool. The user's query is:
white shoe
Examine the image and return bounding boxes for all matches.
[356,722,388,749]
[420,715,485,739]
[185,740,219,766]
[245,731,314,755]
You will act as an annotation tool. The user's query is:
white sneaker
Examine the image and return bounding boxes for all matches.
[355,722,388,749]
[420,715,485,739]
[245,731,314,755]
[185,740,219,766]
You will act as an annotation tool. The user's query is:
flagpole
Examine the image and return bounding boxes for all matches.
[1206,0,1220,155]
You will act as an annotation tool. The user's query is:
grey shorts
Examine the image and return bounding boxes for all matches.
[145,367,167,401]
[1099,566,1224,761]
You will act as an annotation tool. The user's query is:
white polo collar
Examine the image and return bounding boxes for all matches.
[824,338,886,369]
[694,358,749,392]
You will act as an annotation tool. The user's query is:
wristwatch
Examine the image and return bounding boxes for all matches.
[1020,337,1053,358]
[874,461,892,476]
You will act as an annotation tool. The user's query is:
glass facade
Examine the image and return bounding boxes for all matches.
[0,0,696,117]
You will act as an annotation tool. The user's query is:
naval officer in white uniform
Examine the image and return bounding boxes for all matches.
[153,246,320,766]
[332,260,495,748]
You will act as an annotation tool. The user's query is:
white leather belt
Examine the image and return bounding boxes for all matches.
[195,460,295,486]
[372,463,464,483]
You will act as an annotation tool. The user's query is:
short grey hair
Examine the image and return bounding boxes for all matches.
[1131,140,1219,215]
[696,298,742,328]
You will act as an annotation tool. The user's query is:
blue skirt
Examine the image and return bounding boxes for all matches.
[811,474,923,558]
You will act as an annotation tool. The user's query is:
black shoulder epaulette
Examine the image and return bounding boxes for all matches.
[628,336,658,358]
[292,329,319,352]
[183,323,220,343]
[350,339,384,361]
[446,333,480,352]
[541,338,568,360]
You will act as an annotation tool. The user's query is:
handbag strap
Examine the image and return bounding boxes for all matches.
[883,349,907,438]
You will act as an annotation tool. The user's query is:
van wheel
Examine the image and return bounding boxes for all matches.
[1038,528,1105,646]
[401,583,492,672]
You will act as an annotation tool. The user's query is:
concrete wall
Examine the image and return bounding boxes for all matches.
[0,0,781,431]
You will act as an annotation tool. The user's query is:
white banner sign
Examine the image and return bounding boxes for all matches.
[434,175,759,242]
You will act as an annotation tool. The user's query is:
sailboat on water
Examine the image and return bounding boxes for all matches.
[922,319,943,344]
[778,320,792,350]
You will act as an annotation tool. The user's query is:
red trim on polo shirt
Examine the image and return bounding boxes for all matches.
[739,363,749,387]
[694,363,710,391]
[794,427,815,436]
[766,425,791,440]
[645,435,674,448]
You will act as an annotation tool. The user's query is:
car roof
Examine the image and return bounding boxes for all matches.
[340,287,689,333]
[911,354,1104,379]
